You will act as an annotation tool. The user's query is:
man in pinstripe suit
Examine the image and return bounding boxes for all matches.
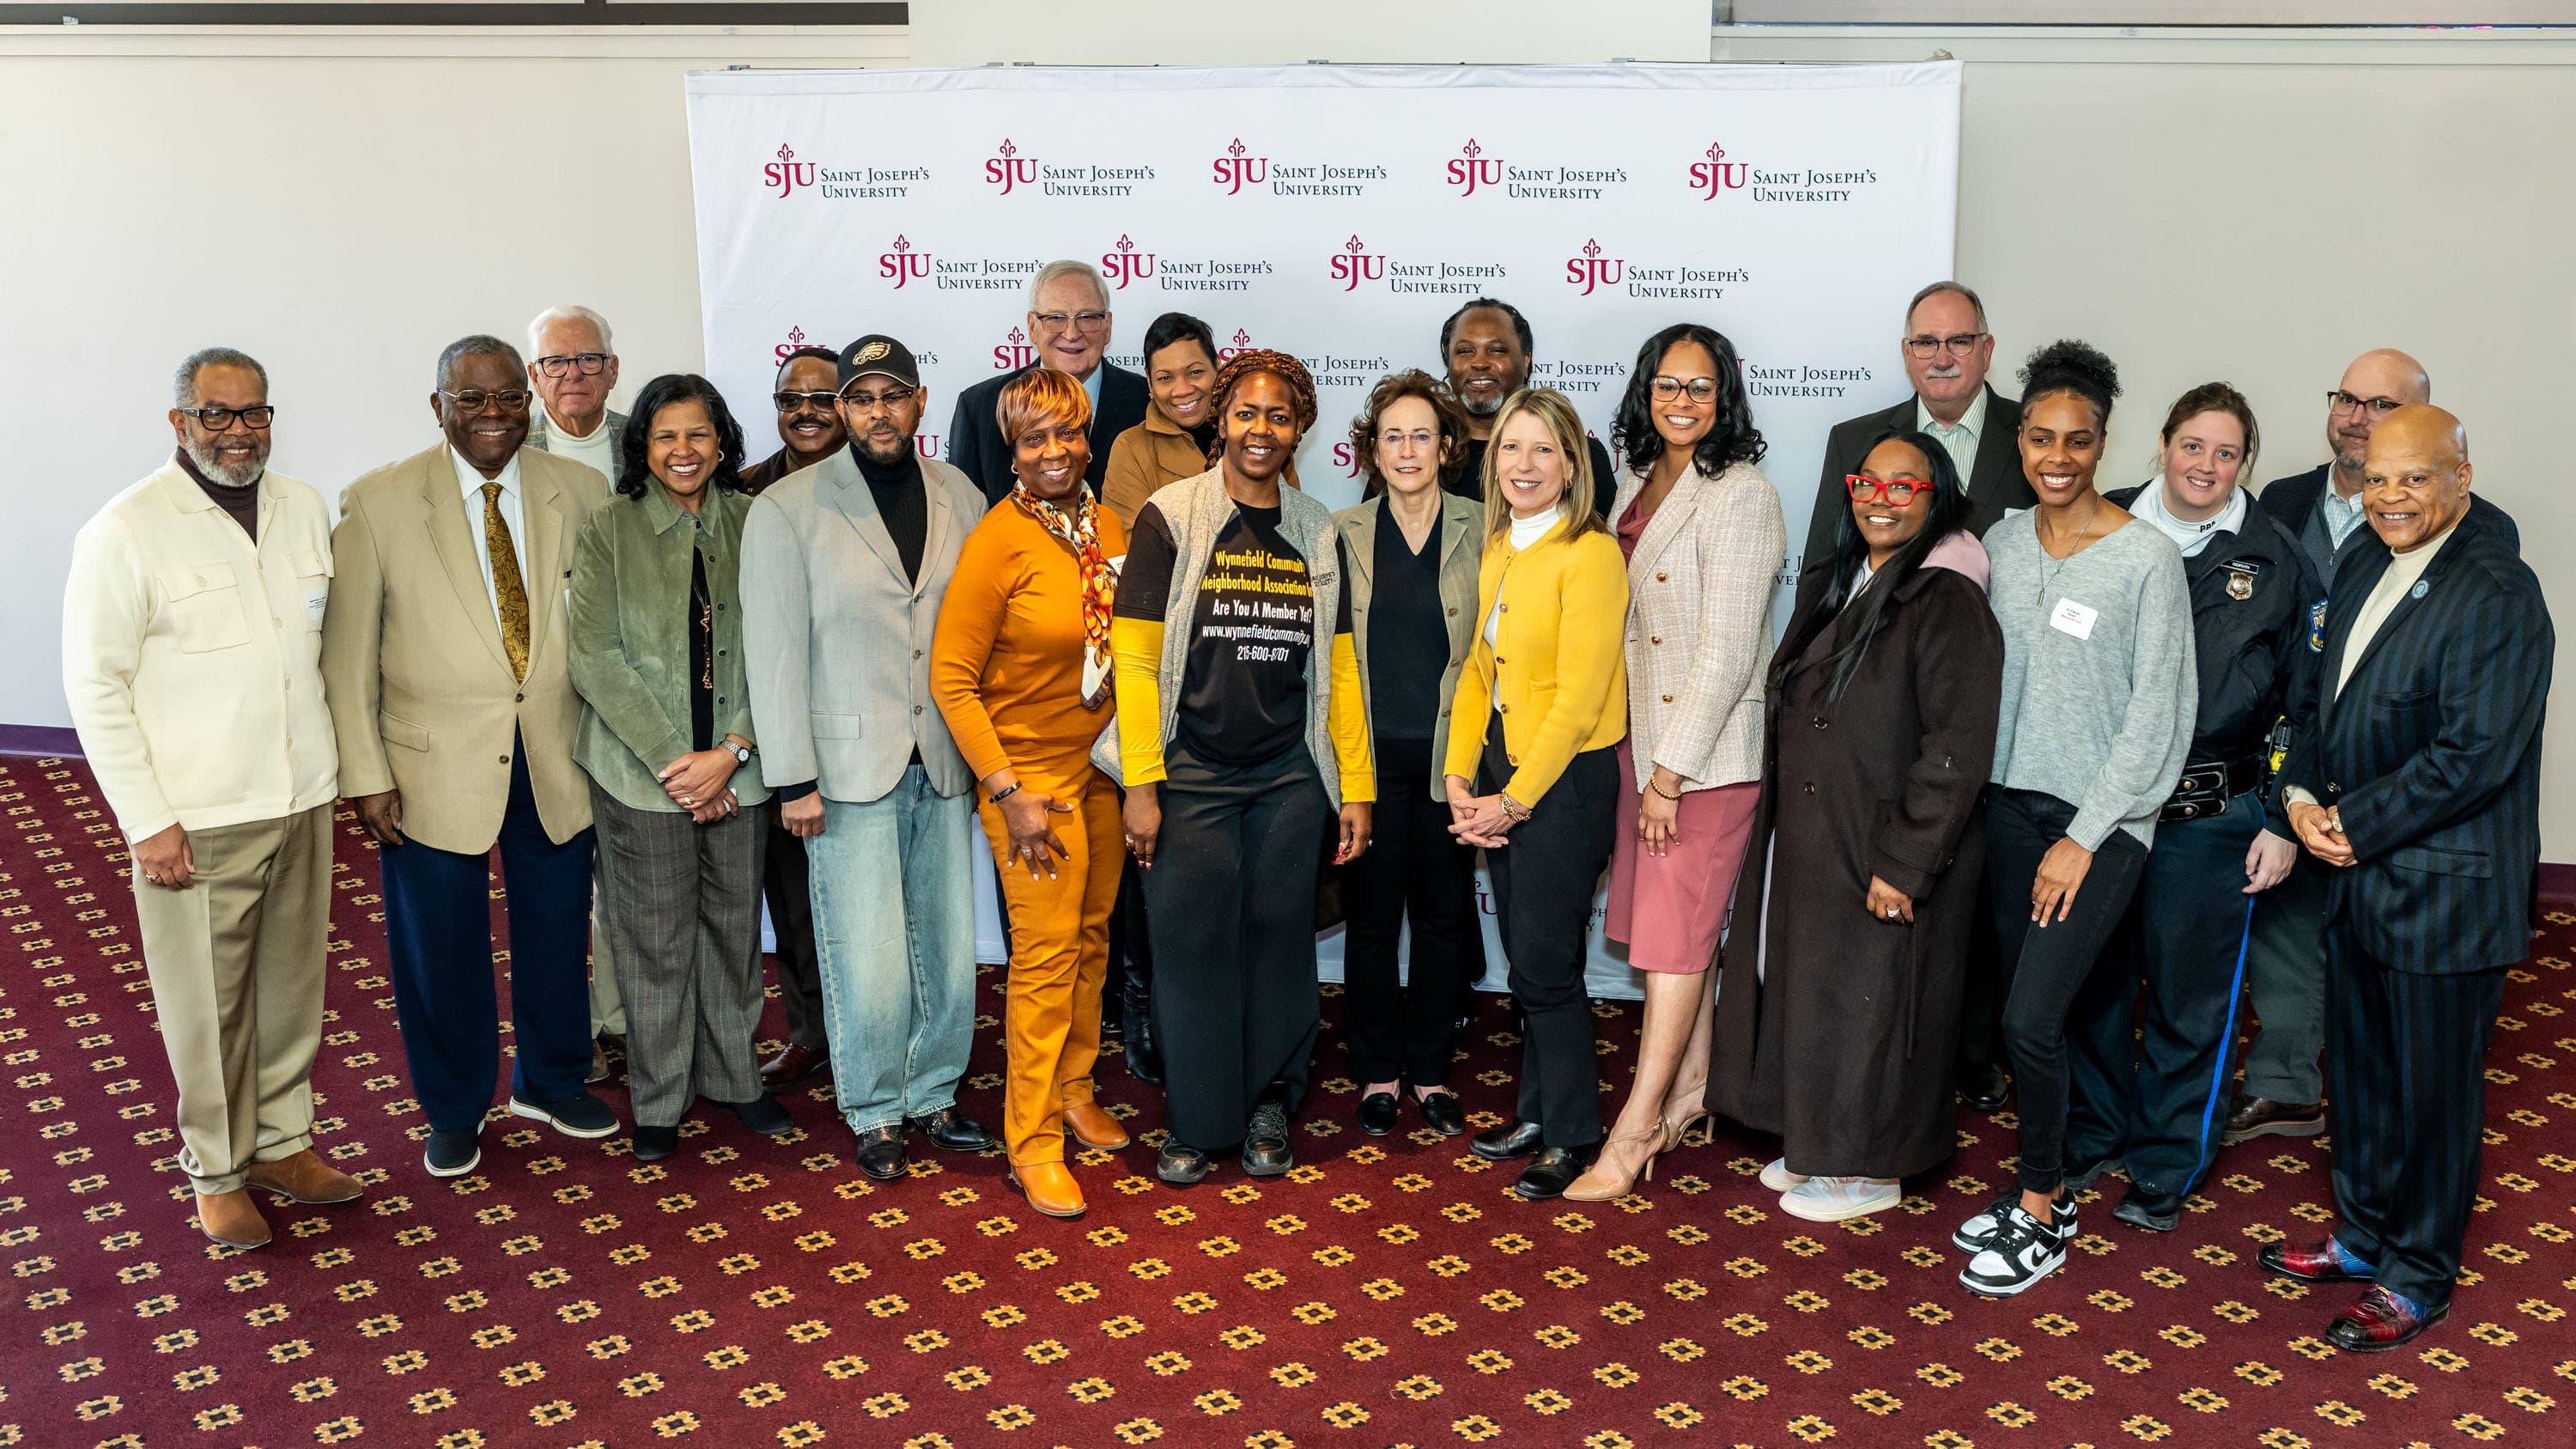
[2263,406,2553,1351]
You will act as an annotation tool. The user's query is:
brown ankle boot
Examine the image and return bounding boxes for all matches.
[197,1190,272,1249]
[245,1149,362,1205]
[1064,1100,1130,1150]
[1006,1161,1086,1219]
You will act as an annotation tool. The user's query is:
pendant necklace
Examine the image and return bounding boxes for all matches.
[2036,495,2104,607]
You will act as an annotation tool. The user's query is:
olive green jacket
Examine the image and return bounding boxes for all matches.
[568,483,769,812]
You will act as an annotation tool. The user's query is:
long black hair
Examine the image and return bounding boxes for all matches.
[1804,427,1971,704]
[1610,322,1766,480]
[614,373,749,501]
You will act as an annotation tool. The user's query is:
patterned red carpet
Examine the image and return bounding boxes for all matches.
[3,752,2573,1448]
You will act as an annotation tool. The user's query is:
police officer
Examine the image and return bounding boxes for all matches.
[2063,383,2318,1232]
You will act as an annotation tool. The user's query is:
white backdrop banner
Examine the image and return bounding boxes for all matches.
[689,61,1960,997]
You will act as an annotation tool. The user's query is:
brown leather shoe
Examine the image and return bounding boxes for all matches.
[197,1190,271,1249]
[1006,1161,1086,1219]
[245,1149,363,1205]
[2223,1095,2324,1144]
[586,1043,611,1085]
[760,1043,827,1089]
[1064,1100,1130,1150]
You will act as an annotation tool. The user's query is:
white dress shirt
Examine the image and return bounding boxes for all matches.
[2319,472,2371,551]
[2132,477,2251,559]
[1917,387,1990,492]
[454,446,527,632]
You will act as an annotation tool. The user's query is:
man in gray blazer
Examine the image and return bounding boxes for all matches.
[741,334,992,1182]
[523,304,631,1081]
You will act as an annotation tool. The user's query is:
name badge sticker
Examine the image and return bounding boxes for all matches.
[2049,598,2099,641]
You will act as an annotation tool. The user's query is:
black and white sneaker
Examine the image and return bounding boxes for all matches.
[1959,1201,2070,1297]
[1953,1188,2077,1252]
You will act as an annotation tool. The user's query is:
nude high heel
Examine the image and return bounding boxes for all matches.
[1562,1126,1668,1202]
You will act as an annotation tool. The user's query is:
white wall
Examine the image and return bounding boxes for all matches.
[4,21,2569,853]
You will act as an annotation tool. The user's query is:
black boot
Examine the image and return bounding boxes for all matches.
[1122,967,1163,1085]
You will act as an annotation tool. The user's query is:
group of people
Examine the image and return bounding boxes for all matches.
[63,265,2551,1355]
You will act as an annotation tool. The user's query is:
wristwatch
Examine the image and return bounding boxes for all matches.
[729,742,753,767]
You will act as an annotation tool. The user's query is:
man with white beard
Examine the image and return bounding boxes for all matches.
[62,348,358,1249]
[1437,296,1617,517]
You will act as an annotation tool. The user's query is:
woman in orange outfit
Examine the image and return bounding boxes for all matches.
[929,368,1129,1219]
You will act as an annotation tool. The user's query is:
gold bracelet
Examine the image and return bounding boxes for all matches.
[1649,781,1682,801]
[1499,792,1533,824]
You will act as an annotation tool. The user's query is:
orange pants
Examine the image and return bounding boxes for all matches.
[977,765,1121,1166]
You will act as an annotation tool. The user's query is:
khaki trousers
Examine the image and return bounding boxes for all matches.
[132,803,333,1195]
[977,767,1120,1167]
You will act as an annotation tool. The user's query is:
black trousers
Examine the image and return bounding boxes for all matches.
[1144,741,1330,1152]
[1483,734,1618,1151]
[1985,788,2150,1196]
[1954,831,2008,1073]
[761,813,825,1053]
[1342,736,1475,1087]
[2325,925,2506,1311]
[2065,789,2263,1196]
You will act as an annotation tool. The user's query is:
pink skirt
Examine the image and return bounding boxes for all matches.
[1606,739,1760,975]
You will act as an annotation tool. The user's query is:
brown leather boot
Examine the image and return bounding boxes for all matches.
[245,1149,362,1205]
[1006,1162,1086,1219]
[1064,1100,1130,1150]
[197,1190,271,1249]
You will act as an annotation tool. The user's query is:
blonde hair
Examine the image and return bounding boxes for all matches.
[995,364,1093,445]
[1479,387,1607,545]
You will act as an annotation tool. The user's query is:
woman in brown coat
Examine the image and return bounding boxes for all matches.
[1103,312,1297,527]
[1705,428,2002,1223]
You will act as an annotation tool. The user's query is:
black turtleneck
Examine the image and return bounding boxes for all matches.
[1185,418,1219,462]
[853,445,927,584]
[174,450,259,540]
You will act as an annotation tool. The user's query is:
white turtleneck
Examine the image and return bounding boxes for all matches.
[2134,477,2250,559]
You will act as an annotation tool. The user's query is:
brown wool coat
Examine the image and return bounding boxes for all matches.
[1099,404,1299,528]
[1705,533,2003,1180]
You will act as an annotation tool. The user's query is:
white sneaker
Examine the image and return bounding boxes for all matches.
[1780,1175,1899,1222]
[1759,1158,1808,1192]
[1959,1200,2072,1297]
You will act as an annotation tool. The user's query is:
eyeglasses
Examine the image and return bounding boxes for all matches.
[177,405,275,431]
[1031,311,1111,335]
[1902,332,1986,359]
[534,352,610,378]
[1845,474,1923,505]
[840,385,919,412]
[439,389,532,415]
[1648,376,1718,405]
[1376,428,1438,451]
[775,391,841,414]
[2327,390,2405,417]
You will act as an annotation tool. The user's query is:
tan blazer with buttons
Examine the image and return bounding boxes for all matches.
[1335,491,1484,802]
[1611,460,1785,793]
[319,442,611,855]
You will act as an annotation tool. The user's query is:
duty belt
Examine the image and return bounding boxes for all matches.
[2160,757,2265,823]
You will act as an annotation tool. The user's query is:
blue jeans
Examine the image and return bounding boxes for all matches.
[804,764,977,1135]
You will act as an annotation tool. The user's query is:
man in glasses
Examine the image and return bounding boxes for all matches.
[945,259,1150,505]
[2226,350,2518,1152]
[63,348,356,1248]
[741,346,849,493]
[1437,297,1618,517]
[319,335,618,1179]
[743,334,993,1182]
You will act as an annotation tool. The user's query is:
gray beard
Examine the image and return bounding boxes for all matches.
[1460,390,1504,418]
[184,436,264,488]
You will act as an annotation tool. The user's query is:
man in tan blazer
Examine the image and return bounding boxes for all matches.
[64,347,361,1250]
[319,334,617,1178]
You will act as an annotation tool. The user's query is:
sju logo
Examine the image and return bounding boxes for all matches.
[1564,240,1625,297]
[985,138,1040,197]
[1689,142,1747,201]
[1102,234,1157,289]
[1212,137,1267,196]
[1330,236,1385,292]
[1446,138,1504,198]
[765,143,816,200]
[878,235,932,289]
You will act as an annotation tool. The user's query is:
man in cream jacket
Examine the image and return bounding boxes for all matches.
[63,348,360,1250]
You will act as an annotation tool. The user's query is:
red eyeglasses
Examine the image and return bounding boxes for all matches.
[1845,474,1924,505]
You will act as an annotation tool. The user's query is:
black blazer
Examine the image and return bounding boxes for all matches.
[2277,505,2553,974]
[1804,385,2030,574]
[945,360,1151,507]
[2258,462,2521,582]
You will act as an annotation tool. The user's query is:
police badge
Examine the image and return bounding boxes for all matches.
[2227,569,2255,601]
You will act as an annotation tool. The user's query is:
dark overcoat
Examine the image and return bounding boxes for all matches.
[1705,536,2003,1179]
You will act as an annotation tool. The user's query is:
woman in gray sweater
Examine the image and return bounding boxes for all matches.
[1950,341,2195,1298]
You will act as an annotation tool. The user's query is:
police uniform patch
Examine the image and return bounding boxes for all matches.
[2308,599,2328,653]
[2227,570,2255,600]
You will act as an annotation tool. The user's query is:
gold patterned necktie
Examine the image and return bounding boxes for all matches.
[480,481,532,681]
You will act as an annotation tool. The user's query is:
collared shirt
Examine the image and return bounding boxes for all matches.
[1917,387,1990,492]
[453,446,527,633]
[1078,362,1103,420]
[2319,474,2371,552]
[172,448,261,539]
[540,404,618,482]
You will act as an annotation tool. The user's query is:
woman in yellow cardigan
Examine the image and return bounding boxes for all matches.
[1447,387,1631,1202]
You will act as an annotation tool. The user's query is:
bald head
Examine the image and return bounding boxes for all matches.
[2327,348,2433,486]
[2360,404,2471,552]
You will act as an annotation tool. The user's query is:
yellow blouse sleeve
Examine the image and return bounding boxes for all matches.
[1111,616,1169,786]
[1327,632,1374,803]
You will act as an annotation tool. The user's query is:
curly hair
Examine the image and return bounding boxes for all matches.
[1210,348,1319,441]
[1348,368,1472,498]
[613,374,748,501]
[994,364,1093,447]
[2017,339,2122,430]
[1609,323,1766,481]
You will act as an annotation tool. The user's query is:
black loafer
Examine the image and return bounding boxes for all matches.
[2114,1179,2182,1232]
[1242,1100,1294,1177]
[1471,1118,1544,1162]
[1512,1144,1596,1202]
[424,1128,483,1178]
[1357,1093,1399,1136]
[1157,1142,1212,1185]
[854,1125,908,1181]
[1418,1092,1467,1138]
[906,1105,993,1153]
[722,1093,794,1137]
[632,1124,679,1162]
[1959,1060,2011,1112]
